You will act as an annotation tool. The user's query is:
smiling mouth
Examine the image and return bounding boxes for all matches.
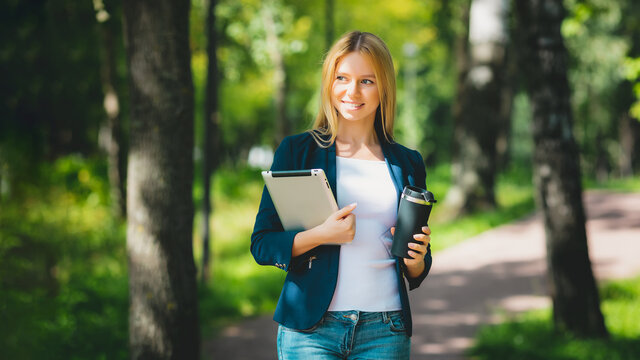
[342,101,364,109]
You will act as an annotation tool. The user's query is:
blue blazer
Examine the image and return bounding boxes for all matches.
[250,131,432,337]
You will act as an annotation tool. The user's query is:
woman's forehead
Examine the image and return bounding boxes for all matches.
[335,52,376,76]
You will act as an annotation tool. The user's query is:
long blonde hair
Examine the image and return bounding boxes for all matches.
[310,31,396,147]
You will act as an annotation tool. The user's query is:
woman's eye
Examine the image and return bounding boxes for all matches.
[336,75,347,81]
[362,79,374,85]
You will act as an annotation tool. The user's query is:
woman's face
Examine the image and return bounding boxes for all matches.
[331,52,380,125]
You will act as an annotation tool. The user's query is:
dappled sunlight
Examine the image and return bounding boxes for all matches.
[498,295,550,313]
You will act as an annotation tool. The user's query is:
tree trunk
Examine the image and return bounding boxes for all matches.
[262,1,289,145]
[94,1,126,219]
[122,0,200,358]
[514,0,608,338]
[446,0,511,216]
[201,0,221,284]
[619,113,639,176]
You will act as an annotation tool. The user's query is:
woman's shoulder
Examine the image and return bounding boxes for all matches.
[279,130,328,150]
[273,131,326,159]
[387,141,423,163]
[281,131,315,146]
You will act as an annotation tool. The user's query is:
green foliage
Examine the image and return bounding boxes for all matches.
[562,0,638,176]
[0,154,128,360]
[622,56,640,121]
[468,276,640,360]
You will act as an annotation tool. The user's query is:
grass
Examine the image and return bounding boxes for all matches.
[468,276,640,360]
[584,175,640,192]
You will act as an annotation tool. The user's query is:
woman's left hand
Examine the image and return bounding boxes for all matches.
[391,226,431,278]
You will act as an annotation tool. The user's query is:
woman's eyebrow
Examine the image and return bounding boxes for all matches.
[335,71,376,78]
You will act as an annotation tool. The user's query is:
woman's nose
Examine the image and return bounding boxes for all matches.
[346,81,358,96]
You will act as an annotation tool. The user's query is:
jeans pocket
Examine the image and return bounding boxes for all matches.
[282,316,324,334]
[387,312,406,333]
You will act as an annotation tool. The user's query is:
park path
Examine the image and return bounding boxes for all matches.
[203,190,640,359]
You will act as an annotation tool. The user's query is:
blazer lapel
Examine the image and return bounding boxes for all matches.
[326,141,338,199]
[382,142,404,198]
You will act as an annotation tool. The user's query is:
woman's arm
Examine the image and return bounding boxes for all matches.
[250,136,357,270]
[250,137,298,270]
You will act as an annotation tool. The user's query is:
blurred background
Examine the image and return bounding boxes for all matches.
[1,0,639,359]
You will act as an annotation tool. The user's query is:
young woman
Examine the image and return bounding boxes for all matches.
[251,30,432,359]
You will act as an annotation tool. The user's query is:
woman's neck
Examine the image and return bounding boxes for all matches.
[335,119,383,160]
[336,117,377,146]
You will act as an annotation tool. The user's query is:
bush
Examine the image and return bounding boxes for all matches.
[0,154,128,360]
[468,277,640,360]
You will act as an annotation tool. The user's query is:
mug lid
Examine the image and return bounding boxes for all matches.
[402,185,437,204]
[402,185,426,200]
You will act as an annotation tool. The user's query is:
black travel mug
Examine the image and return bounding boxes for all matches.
[391,185,437,259]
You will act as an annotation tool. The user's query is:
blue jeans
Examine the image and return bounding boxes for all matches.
[277,311,410,359]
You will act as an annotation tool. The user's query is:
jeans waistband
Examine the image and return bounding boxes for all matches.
[325,310,402,323]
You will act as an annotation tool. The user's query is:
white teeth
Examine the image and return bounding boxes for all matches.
[344,102,363,109]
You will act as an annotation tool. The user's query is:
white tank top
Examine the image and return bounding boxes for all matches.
[328,156,401,311]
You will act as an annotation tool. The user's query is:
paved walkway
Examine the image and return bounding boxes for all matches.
[203,191,640,359]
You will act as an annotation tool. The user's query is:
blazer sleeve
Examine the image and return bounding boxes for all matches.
[404,149,433,290]
[250,137,302,272]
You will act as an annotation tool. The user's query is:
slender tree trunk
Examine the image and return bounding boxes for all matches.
[94,2,126,218]
[514,0,608,338]
[446,0,511,216]
[619,113,639,176]
[262,1,289,145]
[122,0,200,358]
[201,0,221,284]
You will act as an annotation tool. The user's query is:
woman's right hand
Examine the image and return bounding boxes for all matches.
[318,203,357,244]
[291,203,357,257]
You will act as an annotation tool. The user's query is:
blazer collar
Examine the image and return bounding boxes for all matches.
[326,140,337,199]
[381,141,404,198]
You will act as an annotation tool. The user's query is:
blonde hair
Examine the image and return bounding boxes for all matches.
[310,30,396,147]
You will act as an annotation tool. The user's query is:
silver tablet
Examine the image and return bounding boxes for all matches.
[262,169,339,231]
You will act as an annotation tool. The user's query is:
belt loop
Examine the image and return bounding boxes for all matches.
[382,311,389,323]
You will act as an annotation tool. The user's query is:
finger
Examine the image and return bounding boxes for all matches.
[404,256,421,265]
[413,234,429,244]
[422,226,431,235]
[390,227,395,236]
[334,203,357,219]
[413,233,430,243]
[344,213,356,226]
[408,242,426,254]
